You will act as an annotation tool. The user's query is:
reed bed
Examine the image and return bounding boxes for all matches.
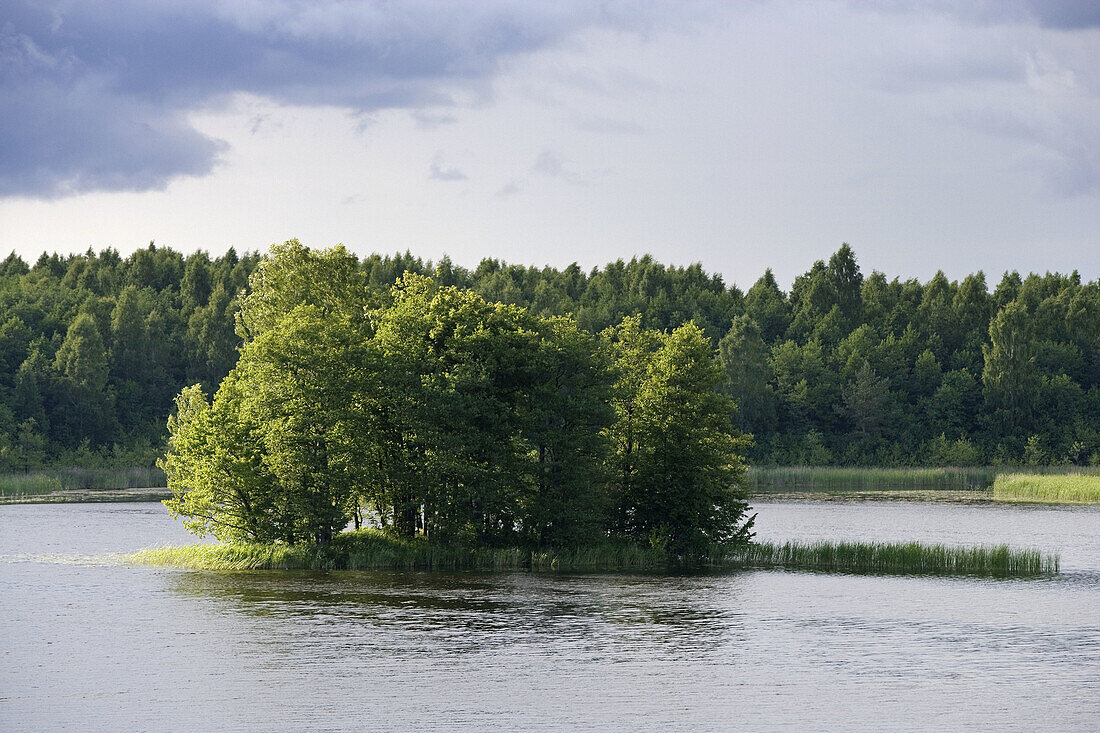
[0,473,66,497]
[748,466,998,492]
[711,540,1058,576]
[0,466,165,497]
[130,531,668,572]
[993,473,1100,504]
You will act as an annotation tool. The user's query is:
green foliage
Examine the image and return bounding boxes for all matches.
[3,240,1099,478]
[55,312,108,392]
[235,239,366,341]
[718,315,777,439]
[924,434,984,466]
[160,245,755,560]
[525,317,613,547]
[983,300,1039,435]
[160,380,283,542]
[842,362,895,438]
[371,274,547,543]
[744,269,791,343]
[236,306,380,544]
[604,318,754,556]
[0,245,255,472]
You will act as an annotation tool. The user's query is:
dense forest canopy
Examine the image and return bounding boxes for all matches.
[1,240,1098,472]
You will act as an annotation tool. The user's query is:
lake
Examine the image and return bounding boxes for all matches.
[2,500,1098,731]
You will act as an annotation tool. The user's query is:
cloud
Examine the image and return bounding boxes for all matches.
[532,149,588,185]
[0,0,648,198]
[1009,1,1100,29]
[0,70,228,197]
[429,154,468,182]
[846,1,1100,196]
[411,111,459,129]
[572,115,644,135]
[533,150,565,177]
[249,113,272,135]
[863,0,1100,29]
[866,51,1024,94]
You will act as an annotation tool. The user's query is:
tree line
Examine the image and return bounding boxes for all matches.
[1,240,1098,472]
[161,242,753,553]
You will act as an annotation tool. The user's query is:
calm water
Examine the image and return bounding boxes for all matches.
[1,500,1098,731]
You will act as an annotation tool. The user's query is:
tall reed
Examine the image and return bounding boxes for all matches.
[711,540,1058,575]
[748,466,999,492]
[0,466,166,497]
[0,473,65,497]
[993,473,1100,504]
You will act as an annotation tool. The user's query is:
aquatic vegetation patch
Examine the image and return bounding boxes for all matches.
[992,473,1100,504]
[712,540,1058,576]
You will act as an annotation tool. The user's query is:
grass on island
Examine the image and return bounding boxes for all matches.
[130,530,1058,577]
[130,530,667,572]
[992,473,1100,504]
[712,540,1058,576]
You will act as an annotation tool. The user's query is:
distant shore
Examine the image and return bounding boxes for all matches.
[748,466,1100,505]
[4,465,1098,506]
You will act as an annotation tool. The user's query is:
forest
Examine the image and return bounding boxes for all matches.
[1,239,1099,477]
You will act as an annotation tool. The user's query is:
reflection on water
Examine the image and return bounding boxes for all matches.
[166,570,752,662]
[2,501,1099,731]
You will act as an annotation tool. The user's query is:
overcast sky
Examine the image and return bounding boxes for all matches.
[1,0,1098,288]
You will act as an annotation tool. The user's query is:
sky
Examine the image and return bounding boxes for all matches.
[1,0,1098,289]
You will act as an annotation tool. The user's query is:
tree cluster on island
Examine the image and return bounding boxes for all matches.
[159,242,754,555]
[1,239,1098,474]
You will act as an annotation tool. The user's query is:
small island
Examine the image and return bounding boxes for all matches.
[155,240,754,566]
[142,242,1058,577]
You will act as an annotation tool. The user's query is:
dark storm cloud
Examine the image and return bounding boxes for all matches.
[1018,0,1100,29]
[866,0,1100,29]
[0,0,639,198]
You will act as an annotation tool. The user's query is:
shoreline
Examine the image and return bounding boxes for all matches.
[0,487,171,505]
[128,536,1059,577]
[750,489,997,503]
[751,489,1100,505]
[4,487,1097,507]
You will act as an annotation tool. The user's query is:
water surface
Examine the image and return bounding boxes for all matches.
[2,501,1097,731]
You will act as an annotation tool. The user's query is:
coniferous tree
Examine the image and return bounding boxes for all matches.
[718,314,777,441]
